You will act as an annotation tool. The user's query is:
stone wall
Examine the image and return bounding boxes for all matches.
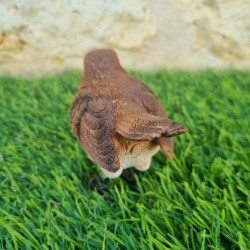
[0,0,249,77]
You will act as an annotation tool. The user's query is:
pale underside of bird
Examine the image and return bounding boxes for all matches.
[70,49,187,178]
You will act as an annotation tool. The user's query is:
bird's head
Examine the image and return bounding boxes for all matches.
[83,49,123,81]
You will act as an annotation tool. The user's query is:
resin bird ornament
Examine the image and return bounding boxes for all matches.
[70,49,187,178]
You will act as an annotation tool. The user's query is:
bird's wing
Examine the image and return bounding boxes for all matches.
[139,88,180,159]
[140,88,166,116]
[115,109,187,141]
[71,93,120,172]
[124,75,166,117]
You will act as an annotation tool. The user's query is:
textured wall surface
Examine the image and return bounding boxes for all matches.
[0,0,249,76]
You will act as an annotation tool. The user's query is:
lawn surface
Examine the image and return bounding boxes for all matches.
[0,70,249,250]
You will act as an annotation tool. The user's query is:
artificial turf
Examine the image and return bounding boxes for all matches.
[0,70,249,250]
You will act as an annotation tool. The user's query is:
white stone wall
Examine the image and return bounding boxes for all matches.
[0,0,249,77]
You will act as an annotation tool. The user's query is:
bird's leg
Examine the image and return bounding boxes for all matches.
[103,177,110,186]
[88,175,110,196]
[121,168,137,186]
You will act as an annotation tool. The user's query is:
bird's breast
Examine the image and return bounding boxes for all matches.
[113,135,160,170]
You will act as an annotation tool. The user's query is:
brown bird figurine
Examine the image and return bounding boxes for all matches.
[70,49,187,178]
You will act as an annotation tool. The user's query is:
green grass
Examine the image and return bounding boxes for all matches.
[0,70,249,250]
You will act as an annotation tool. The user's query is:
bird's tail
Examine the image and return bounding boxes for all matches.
[165,120,188,138]
[157,120,187,160]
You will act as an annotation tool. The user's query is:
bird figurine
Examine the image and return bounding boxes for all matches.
[70,49,187,178]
